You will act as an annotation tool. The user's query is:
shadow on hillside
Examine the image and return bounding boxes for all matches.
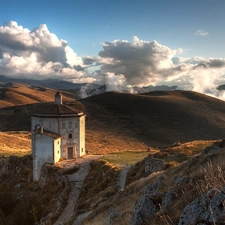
[30,85,47,92]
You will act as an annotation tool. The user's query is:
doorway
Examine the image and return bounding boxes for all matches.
[67,147,73,159]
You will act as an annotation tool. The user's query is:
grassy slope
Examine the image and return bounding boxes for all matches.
[82,91,225,152]
[0,132,31,159]
[0,82,77,107]
[1,89,225,154]
[1,85,225,224]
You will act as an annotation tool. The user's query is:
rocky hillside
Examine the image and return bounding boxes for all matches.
[0,155,71,225]
[79,140,225,225]
[1,140,225,225]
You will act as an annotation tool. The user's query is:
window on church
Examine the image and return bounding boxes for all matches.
[75,122,78,128]
[62,123,66,129]
[75,133,78,138]
[68,133,73,139]
[69,121,72,128]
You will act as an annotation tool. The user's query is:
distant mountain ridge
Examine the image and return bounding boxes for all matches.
[0,75,178,98]
[0,75,87,90]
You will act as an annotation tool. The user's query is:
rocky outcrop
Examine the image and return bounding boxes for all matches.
[145,155,164,175]
[178,188,225,225]
[203,143,221,154]
[38,164,71,225]
[106,209,120,225]
[161,189,177,211]
[131,194,156,225]
[39,163,69,189]
[144,180,164,197]
[0,156,72,225]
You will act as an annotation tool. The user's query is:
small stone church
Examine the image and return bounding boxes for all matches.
[31,92,85,181]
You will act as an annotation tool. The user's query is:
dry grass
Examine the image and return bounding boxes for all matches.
[81,171,165,225]
[0,83,76,108]
[2,86,225,224]
[157,140,217,165]
[1,88,225,154]
[165,140,215,155]
[81,140,225,225]
[0,131,31,159]
[75,160,119,217]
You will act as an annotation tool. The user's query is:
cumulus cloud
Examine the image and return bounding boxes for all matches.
[86,36,225,98]
[1,21,225,100]
[104,72,126,91]
[195,29,209,36]
[0,21,89,81]
[98,36,181,86]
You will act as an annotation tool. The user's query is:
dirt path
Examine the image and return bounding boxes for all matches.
[55,182,82,225]
[54,155,102,225]
[117,166,131,191]
[73,210,93,225]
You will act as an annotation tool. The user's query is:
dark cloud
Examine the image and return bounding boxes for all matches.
[74,65,85,71]
[83,56,97,65]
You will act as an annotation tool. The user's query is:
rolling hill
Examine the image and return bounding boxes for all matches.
[79,91,225,152]
[1,86,225,154]
[0,82,78,108]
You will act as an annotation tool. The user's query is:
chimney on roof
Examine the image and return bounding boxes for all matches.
[55,91,62,105]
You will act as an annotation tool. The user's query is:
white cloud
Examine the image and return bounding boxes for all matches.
[105,72,126,91]
[0,21,87,81]
[98,36,181,86]
[195,29,209,36]
[1,21,225,100]
[85,36,225,99]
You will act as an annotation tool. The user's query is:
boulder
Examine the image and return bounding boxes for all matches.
[131,194,156,225]
[178,188,225,225]
[145,155,164,175]
[144,180,164,197]
[106,209,120,225]
[161,189,177,211]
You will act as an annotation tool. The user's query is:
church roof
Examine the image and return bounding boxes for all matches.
[32,104,83,117]
[43,129,61,139]
[32,91,84,118]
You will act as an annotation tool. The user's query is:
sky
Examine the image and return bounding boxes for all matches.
[0,0,225,97]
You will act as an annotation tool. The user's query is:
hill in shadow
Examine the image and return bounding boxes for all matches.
[1,90,225,154]
[80,91,225,151]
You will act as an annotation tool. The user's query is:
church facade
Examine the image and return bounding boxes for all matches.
[31,92,85,181]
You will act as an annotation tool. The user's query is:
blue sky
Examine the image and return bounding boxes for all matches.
[1,0,224,57]
[0,0,225,97]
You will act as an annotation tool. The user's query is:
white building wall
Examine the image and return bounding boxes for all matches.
[33,134,54,181]
[31,117,59,134]
[79,116,85,156]
[54,138,61,163]
[31,114,85,163]
[58,117,80,159]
